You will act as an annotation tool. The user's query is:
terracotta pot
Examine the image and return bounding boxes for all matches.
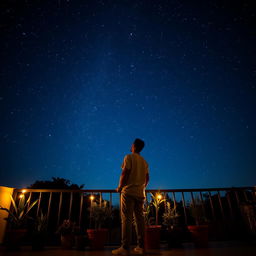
[145,225,161,249]
[188,225,209,247]
[61,234,73,249]
[87,229,108,250]
[5,229,27,250]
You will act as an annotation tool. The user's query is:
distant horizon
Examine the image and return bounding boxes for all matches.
[2,177,255,190]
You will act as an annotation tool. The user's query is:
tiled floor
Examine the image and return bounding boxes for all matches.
[0,242,256,256]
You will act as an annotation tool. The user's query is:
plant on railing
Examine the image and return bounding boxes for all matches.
[57,219,75,235]
[0,193,38,229]
[150,192,166,225]
[56,219,75,249]
[32,211,48,250]
[90,201,112,229]
[163,201,183,248]
[188,197,209,247]
[73,225,88,250]
[0,193,38,249]
[144,204,154,226]
[34,211,48,233]
[239,200,256,233]
[144,193,165,250]
[87,199,112,249]
[163,202,179,229]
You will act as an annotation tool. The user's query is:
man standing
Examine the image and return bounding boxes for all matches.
[112,138,149,255]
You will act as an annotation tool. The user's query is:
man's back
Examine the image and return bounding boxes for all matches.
[121,153,149,198]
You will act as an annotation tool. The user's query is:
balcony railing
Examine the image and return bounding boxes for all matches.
[10,186,256,243]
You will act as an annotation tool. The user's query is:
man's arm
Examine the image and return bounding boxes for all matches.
[117,168,131,192]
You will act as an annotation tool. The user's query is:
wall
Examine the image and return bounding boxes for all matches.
[0,186,14,244]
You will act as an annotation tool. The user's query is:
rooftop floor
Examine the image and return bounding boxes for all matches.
[1,242,256,256]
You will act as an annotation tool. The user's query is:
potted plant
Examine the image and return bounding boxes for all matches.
[31,211,48,250]
[163,202,179,228]
[56,219,75,249]
[162,202,182,247]
[239,200,256,237]
[144,192,165,250]
[87,200,112,250]
[73,225,88,250]
[187,197,209,247]
[0,193,38,250]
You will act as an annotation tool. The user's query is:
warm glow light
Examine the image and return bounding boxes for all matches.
[21,189,27,193]
[90,195,94,201]
[157,194,162,200]
[19,194,24,199]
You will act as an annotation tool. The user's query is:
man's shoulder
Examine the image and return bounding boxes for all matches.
[123,154,132,161]
[124,153,148,164]
[124,153,132,158]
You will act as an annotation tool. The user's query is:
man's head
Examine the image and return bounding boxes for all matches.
[131,138,145,153]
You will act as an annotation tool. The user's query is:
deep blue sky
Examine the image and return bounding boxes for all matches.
[0,0,255,189]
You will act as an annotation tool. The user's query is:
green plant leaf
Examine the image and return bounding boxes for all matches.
[24,194,31,209]
[18,195,25,212]
[9,195,18,215]
[26,199,38,214]
[4,195,39,227]
[150,192,166,209]
[19,210,25,220]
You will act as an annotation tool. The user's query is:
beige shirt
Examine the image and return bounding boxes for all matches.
[121,153,149,198]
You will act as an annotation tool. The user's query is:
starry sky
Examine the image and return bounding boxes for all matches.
[0,0,256,190]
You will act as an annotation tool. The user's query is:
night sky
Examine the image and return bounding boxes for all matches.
[1,0,255,190]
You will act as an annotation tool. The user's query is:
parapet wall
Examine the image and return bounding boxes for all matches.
[0,186,14,244]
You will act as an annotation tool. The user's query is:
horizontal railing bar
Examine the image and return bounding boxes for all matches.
[14,189,117,193]
[14,186,256,193]
[145,187,256,192]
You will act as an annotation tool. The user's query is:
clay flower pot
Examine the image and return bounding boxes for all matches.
[144,225,161,249]
[5,229,27,250]
[87,229,108,250]
[188,225,209,247]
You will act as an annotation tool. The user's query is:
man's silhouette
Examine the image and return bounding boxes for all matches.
[112,138,149,255]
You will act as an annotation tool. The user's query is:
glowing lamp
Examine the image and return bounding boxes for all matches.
[90,195,94,201]
[19,194,24,199]
[157,194,162,200]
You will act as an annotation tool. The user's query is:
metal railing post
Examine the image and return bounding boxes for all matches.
[208,191,216,220]
[79,192,84,226]
[57,192,63,226]
[68,192,73,220]
[37,192,42,217]
[47,192,52,226]
[181,192,187,225]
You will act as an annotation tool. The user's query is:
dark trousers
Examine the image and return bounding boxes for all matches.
[121,193,145,249]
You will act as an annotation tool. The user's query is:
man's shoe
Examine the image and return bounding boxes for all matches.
[133,246,145,254]
[112,247,129,255]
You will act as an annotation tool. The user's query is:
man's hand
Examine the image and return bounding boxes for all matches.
[117,168,130,193]
[116,186,122,192]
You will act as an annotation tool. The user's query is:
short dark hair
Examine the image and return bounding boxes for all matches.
[133,138,145,153]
